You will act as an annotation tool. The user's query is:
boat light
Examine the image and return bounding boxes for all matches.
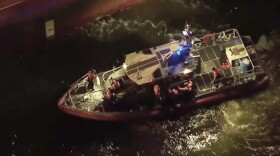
[123,63,127,70]
[176,46,183,55]
[183,68,192,74]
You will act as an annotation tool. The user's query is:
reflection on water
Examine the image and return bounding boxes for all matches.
[2,0,280,155]
[148,84,280,155]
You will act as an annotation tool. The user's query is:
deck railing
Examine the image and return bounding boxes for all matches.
[192,29,240,50]
[209,65,263,92]
[102,66,123,82]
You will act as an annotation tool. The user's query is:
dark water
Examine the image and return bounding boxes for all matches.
[1,0,280,155]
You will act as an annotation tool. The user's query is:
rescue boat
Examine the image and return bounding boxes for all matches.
[58,29,269,121]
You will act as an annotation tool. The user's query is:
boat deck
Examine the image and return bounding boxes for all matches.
[61,29,266,115]
[191,30,264,98]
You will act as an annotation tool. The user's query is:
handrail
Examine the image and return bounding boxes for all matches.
[210,67,254,84]
[192,29,259,84]
[192,29,239,49]
[70,74,87,88]
[209,65,262,90]
[67,92,75,107]
[102,66,123,82]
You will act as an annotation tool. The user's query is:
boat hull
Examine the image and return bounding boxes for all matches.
[58,74,269,121]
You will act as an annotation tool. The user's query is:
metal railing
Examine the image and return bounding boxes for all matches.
[209,65,262,91]
[192,29,240,50]
[102,66,123,82]
[66,87,106,112]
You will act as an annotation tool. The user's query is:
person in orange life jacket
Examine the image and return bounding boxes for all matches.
[111,80,120,91]
[168,87,179,96]
[212,67,222,88]
[105,89,112,100]
[221,60,231,70]
[178,80,193,91]
[154,84,162,102]
[212,67,221,80]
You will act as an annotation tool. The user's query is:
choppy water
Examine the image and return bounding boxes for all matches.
[1,0,280,155]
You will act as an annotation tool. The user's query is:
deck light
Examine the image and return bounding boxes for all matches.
[123,63,127,70]
[183,68,192,74]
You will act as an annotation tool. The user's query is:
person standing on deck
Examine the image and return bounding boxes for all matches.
[212,67,221,80]
[87,70,96,91]
[182,20,199,47]
[111,80,121,92]
[154,84,163,104]
[178,80,193,91]
[212,67,222,88]
[221,60,231,70]
[182,21,192,39]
